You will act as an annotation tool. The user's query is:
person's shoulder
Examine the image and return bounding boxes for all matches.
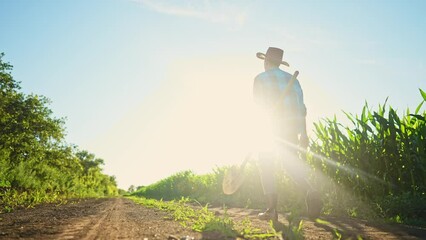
[254,71,268,81]
[273,68,292,81]
[275,68,291,77]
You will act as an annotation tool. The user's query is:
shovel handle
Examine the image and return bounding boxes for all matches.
[240,153,252,170]
[273,71,299,110]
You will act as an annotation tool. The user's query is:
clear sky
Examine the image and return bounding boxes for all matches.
[1,0,425,189]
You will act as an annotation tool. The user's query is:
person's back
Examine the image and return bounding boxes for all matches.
[253,64,306,142]
[255,67,305,113]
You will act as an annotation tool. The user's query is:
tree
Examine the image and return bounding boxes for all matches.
[1,53,66,189]
[0,53,117,208]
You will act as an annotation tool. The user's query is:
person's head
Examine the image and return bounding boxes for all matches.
[264,59,280,71]
[256,47,289,71]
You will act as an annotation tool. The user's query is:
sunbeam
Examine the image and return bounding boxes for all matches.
[274,137,390,187]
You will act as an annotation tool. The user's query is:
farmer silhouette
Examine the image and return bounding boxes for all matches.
[253,47,311,221]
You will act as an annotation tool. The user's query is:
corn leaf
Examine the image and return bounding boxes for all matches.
[420,88,426,101]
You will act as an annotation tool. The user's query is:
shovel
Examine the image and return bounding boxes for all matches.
[222,154,252,195]
[222,71,300,195]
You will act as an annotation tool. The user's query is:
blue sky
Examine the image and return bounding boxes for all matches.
[1,0,425,189]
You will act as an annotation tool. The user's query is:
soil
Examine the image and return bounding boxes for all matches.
[0,198,425,240]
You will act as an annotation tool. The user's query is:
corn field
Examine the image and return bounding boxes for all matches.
[309,89,426,220]
[134,89,426,223]
[310,89,426,196]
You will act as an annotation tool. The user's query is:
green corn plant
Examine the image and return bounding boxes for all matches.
[309,89,426,221]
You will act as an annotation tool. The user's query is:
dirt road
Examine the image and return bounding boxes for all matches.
[0,198,425,239]
[0,198,202,239]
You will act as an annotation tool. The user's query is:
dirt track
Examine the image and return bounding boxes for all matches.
[0,198,202,239]
[0,198,425,239]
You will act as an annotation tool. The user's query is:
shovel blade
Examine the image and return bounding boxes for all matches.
[222,165,246,195]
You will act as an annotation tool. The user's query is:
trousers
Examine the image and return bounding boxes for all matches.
[257,119,310,195]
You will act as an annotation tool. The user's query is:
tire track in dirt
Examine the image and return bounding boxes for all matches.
[55,198,118,239]
[80,198,118,239]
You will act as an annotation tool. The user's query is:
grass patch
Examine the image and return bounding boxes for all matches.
[128,196,280,239]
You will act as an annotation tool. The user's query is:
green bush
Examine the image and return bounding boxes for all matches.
[0,53,118,212]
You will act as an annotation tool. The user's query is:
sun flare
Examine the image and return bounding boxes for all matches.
[94,54,335,187]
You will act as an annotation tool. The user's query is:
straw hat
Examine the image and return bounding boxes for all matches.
[256,47,289,67]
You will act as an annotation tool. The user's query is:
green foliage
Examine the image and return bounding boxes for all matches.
[129,196,279,239]
[378,192,426,225]
[0,53,117,212]
[132,166,266,209]
[129,196,238,236]
[237,217,278,239]
[310,90,426,222]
